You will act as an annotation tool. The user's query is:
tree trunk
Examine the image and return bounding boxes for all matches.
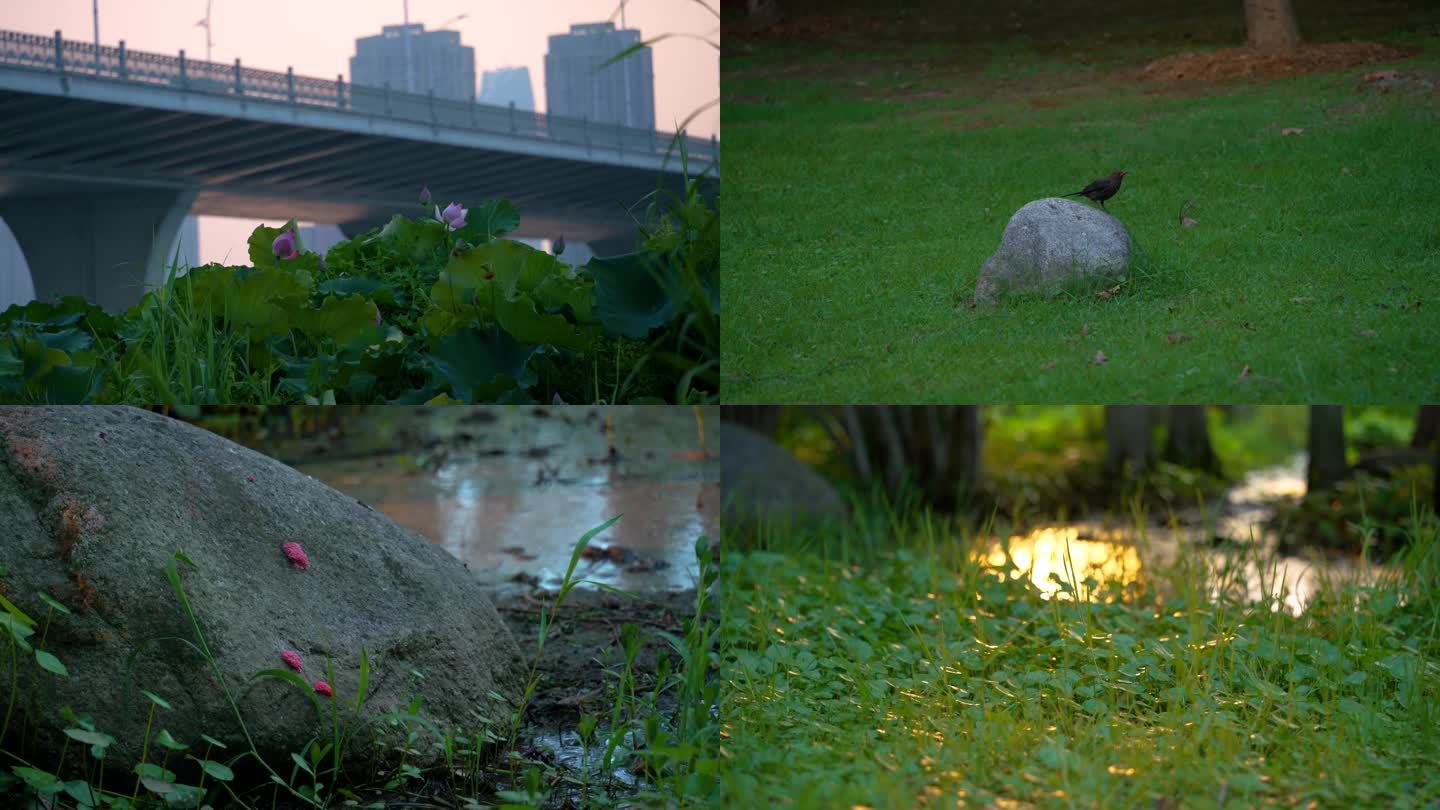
[1307,405,1347,494]
[1162,405,1221,474]
[834,406,983,511]
[1105,405,1154,477]
[1413,405,1440,449]
[747,0,782,23]
[720,405,781,438]
[1244,0,1302,51]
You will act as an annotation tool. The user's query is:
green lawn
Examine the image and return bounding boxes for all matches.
[722,5,1440,402]
[718,514,1440,808]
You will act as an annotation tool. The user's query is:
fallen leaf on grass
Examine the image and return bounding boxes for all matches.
[1178,201,1198,228]
[1281,127,1305,136]
[1093,351,1109,365]
[1041,359,1058,371]
[1238,321,1256,331]
[1237,365,1253,381]
[1097,285,1122,300]
[1291,296,1314,304]
[1165,332,1192,344]
[1080,324,1092,336]
[1341,167,1353,175]
[1361,329,1376,337]
[1363,69,1400,83]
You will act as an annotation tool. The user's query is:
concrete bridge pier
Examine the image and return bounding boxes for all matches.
[0,190,198,313]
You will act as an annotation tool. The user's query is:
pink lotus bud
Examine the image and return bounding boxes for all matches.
[272,229,298,261]
[553,234,565,257]
[280,650,304,673]
[282,541,309,570]
[436,202,467,231]
[246,473,255,483]
[419,185,431,205]
[312,680,333,697]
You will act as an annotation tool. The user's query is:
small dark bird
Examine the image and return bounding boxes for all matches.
[1063,170,1127,208]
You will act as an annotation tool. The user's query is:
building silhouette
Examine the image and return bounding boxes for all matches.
[544,22,654,130]
[480,67,535,111]
[351,24,476,100]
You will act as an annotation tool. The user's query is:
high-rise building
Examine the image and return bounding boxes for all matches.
[479,67,535,111]
[351,24,476,101]
[544,22,654,130]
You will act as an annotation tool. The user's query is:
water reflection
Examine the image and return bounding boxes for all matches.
[298,407,717,594]
[980,458,1393,614]
[981,527,1143,600]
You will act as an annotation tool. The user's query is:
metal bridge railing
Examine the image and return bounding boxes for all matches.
[0,29,718,169]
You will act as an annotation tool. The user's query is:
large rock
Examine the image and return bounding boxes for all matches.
[0,407,525,771]
[973,198,1131,305]
[721,422,846,528]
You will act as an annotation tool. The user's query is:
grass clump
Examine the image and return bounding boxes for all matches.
[718,504,1440,808]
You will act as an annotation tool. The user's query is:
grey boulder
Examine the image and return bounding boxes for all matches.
[0,406,525,771]
[721,422,846,528]
[973,197,1132,305]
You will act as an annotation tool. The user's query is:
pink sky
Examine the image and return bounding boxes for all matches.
[0,0,718,263]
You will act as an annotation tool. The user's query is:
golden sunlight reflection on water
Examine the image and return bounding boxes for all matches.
[980,527,1144,600]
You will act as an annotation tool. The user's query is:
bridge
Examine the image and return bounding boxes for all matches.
[0,29,718,311]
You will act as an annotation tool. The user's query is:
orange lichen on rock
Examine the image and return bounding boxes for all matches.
[6,438,62,487]
[56,500,104,562]
[66,573,101,613]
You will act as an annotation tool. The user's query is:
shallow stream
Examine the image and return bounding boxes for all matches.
[293,406,719,596]
[982,456,1395,614]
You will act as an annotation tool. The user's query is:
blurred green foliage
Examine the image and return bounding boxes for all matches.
[771,405,1425,522]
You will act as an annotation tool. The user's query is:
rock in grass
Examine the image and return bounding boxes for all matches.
[973,198,1132,305]
[721,422,846,529]
[0,406,525,771]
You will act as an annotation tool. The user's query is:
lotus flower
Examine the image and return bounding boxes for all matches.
[373,306,382,325]
[312,680,333,697]
[419,185,431,205]
[436,202,467,231]
[280,650,304,673]
[281,541,309,570]
[553,234,565,257]
[272,229,298,261]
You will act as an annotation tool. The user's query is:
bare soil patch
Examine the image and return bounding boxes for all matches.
[1139,41,1410,83]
